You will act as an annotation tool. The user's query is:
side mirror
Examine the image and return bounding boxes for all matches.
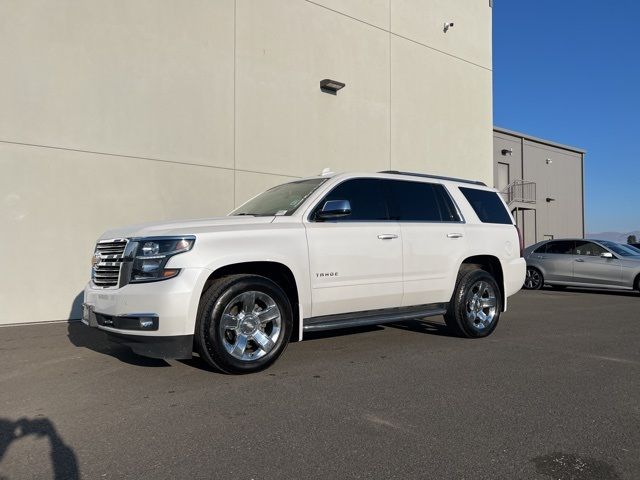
[601,252,614,259]
[317,199,351,220]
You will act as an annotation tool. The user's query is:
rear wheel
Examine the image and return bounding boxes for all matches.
[524,267,544,290]
[197,275,292,374]
[444,268,501,338]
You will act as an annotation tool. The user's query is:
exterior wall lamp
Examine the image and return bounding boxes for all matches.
[501,148,513,156]
[320,79,346,95]
[546,197,556,203]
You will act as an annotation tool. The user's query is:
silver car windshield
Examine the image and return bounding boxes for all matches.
[231,178,328,217]
[599,241,640,257]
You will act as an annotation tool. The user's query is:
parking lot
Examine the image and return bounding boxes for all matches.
[1,289,638,480]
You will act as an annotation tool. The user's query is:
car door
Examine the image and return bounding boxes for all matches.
[572,241,623,286]
[304,178,403,318]
[384,179,465,306]
[533,240,575,282]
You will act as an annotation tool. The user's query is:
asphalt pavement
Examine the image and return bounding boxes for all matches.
[0,288,638,479]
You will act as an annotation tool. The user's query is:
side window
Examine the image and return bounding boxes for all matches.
[459,187,512,224]
[574,241,606,256]
[385,180,441,221]
[533,243,547,254]
[314,178,388,221]
[433,185,462,222]
[545,241,575,254]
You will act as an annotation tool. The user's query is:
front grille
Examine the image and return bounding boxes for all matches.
[92,239,128,288]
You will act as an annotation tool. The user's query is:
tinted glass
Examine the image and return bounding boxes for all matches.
[232,178,327,216]
[573,241,607,256]
[533,243,547,254]
[385,180,441,221]
[316,178,387,221]
[459,187,512,224]
[599,241,640,257]
[434,185,462,222]
[545,240,575,255]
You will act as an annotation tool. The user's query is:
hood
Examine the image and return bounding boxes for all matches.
[99,215,275,240]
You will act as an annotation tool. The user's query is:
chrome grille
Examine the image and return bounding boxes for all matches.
[92,239,128,288]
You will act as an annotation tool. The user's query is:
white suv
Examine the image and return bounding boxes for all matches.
[83,171,525,373]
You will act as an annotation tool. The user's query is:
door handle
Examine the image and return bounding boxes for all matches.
[575,258,584,262]
[447,233,464,238]
[377,234,398,240]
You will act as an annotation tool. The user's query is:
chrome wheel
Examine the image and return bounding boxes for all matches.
[524,267,542,289]
[465,280,497,330]
[218,290,282,362]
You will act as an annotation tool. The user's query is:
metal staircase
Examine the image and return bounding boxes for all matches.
[500,179,536,206]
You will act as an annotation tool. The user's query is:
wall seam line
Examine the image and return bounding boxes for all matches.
[0,139,302,179]
[303,0,492,72]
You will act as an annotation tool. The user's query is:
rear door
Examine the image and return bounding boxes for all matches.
[304,178,403,317]
[535,240,575,282]
[384,179,465,306]
[572,241,623,286]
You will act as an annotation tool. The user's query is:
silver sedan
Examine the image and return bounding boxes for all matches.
[523,239,640,292]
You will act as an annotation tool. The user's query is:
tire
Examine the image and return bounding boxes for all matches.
[444,268,502,338]
[196,274,293,374]
[523,266,544,290]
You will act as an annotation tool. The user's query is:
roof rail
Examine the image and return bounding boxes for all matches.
[378,170,487,187]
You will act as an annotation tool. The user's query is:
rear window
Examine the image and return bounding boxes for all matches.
[459,187,512,224]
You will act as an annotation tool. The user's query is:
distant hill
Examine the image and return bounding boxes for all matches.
[586,230,640,243]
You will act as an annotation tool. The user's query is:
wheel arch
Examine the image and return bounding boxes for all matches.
[198,261,301,342]
[458,255,505,311]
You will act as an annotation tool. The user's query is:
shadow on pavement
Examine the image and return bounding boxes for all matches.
[0,417,79,480]
[386,318,453,336]
[66,321,170,368]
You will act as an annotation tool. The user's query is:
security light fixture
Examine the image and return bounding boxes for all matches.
[443,22,454,33]
[546,158,553,165]
[320,79,345,95]
[546,197,556,203]
[501,148,513,156]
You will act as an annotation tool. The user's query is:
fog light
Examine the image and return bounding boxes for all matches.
[139,318,154,329]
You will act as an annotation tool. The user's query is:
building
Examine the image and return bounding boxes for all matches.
[493,127,585,247]
[0,1,493,325]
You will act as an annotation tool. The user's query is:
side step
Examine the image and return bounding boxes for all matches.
[303,303,448,333]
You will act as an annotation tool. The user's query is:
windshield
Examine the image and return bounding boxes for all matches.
[599,241,640,257]
[230,178,328,217]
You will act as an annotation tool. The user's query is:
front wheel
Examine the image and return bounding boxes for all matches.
[197,275,292,374]
[444,268,501,338]
[523,267,544,290]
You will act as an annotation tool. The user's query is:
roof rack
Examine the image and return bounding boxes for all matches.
[378,170,487,187]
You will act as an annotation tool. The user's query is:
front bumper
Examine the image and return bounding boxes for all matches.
[83,267,211,358]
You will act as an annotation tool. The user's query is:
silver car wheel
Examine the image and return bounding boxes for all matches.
[524,267,542,289]
[465,280,497,330]
[218,291,282,362]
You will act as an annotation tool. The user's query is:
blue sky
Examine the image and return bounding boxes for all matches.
[492,1,639,233]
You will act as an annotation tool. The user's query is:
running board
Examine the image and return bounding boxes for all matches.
[303,303,448,333]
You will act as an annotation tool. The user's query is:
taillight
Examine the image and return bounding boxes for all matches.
[515,225,524,257]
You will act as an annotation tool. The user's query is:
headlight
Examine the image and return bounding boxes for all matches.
[128,236,195,283]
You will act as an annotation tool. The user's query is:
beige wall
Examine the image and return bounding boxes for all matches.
[1,0,493,324]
